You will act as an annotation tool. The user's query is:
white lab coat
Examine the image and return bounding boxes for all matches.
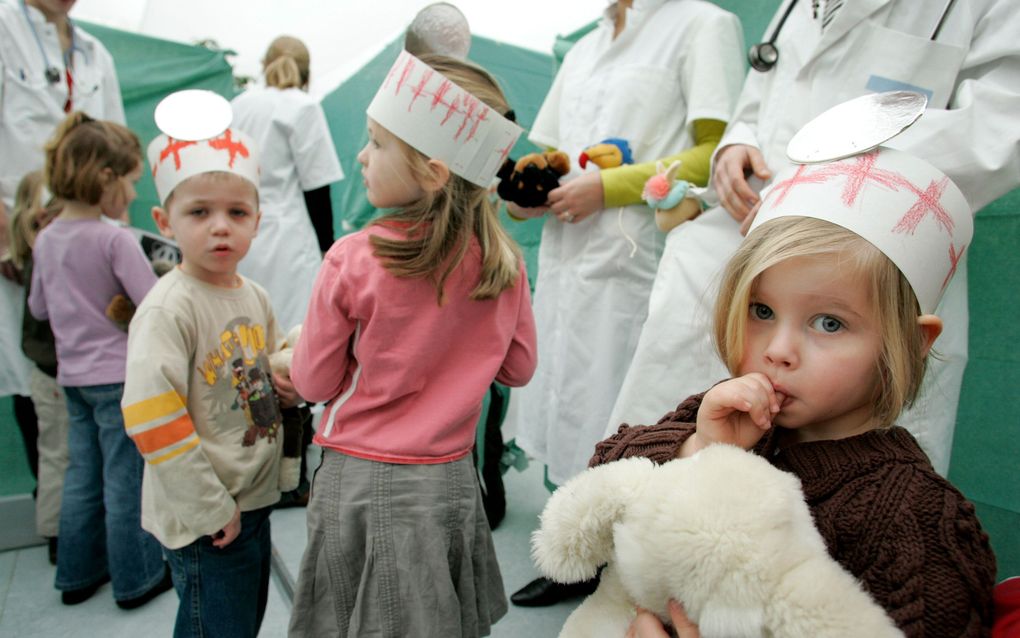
[504,0,744,486]
[608,0,1020,475]
[232,86,344,332]
[0,3,125,396]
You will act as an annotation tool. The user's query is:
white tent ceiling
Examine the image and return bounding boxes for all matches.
[70,0,602,97]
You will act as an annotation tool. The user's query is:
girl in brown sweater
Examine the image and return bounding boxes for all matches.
[606,148,995,638]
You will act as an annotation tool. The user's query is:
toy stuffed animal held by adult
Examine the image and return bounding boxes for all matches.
[496,151,570,208]
[642,160,702,232]
[532,444,904,638]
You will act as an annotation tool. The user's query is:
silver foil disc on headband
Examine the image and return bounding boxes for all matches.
[786,91,928,164]
[153,90,232,141]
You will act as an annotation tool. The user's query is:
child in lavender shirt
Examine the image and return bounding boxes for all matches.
[28,113,169,608]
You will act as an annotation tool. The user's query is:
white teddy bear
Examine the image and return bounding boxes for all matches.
[531,444,904,638]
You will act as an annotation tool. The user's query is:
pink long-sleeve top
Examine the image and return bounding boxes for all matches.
[292,225,537,464]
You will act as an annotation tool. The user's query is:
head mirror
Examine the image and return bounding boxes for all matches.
[786,91,927,164]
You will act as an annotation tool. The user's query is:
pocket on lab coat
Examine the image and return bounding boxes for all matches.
[3,67,65,128]
[850,23,966,108]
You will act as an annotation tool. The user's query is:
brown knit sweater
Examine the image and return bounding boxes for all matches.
[589,393,996,638]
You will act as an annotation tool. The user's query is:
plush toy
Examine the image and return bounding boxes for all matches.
[642,160,702,232]
[578,138,634,169]
[270,324,304,493]
[105,259,176,331]
[496,151,571,208]
[532,444,903,638]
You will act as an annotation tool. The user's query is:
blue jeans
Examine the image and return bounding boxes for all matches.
[165,507,272,638]
[56,383,166,599]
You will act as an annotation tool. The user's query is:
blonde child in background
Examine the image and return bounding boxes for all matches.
[593,147,996,637]
[8,170,66,565]
[122,99,299,638]
[288,52,537,637]
[27,113,169,607]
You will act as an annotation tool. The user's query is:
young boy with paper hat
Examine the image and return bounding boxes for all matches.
[287,52,536,637]
[121,90,301,637]
[590,110,997,633]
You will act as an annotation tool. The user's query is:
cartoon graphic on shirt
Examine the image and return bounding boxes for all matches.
[196,317,282,446]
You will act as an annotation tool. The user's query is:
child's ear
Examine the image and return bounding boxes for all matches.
[152,206,173,239]
[420,159,451,193]
[917,314,943,357]
[253,210,262,237]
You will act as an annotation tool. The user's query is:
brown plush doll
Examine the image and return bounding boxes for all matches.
[496,150,571,208]
[105,260,176,331]
[270,324,305,494]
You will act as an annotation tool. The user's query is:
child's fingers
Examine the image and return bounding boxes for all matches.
[668,600,701,638]
[709,376,776,429]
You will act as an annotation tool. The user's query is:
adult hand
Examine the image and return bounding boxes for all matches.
[546,171,604,224]
[211,506,241,548]
[273,371,301,409]
[713,144,771,223]
[685,373,782,456]
[626,601,701,638]
[506,201,550,220]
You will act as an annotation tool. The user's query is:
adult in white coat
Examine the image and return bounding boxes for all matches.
[232,36,344,332]
[505,0,743,488]
[0,0,124,502]
[607,0,1020,477]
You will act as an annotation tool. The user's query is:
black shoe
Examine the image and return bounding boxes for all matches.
[509,575,599,607]
[46,537,57,566]
[116,566,173,610]
[61,573,111,605]
[274,484,310,509]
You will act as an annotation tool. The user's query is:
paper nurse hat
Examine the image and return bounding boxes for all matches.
[147,90,260,204]
[366,50,522,187]
[750,92,972,314]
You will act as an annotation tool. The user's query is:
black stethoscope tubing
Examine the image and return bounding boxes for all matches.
[748,0,959,73]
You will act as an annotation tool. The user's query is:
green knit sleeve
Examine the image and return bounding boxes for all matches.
[601,119,726,209]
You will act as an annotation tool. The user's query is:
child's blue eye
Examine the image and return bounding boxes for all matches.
[750,302,773,320]
[189,208,207,217]
[812,315,844,333]
[230,208,249,217]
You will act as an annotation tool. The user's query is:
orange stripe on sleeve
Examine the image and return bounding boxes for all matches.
[131,413,196,455]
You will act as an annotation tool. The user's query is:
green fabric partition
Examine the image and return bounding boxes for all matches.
[320,35,555,288]
[950,189,1020,579]
[78,21,239,232]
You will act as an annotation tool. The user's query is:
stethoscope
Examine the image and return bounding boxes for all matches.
[20,0,83,85]
[748,0,959,73]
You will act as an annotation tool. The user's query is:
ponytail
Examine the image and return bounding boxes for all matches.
[262,36,310,90]
[44,111,141,205]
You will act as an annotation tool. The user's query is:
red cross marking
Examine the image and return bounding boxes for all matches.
[815,152,905,206]
[409,69,433,112]
[763,165,832,207]
[441,94,461,126]
[432,79,452,111]
[394,57,415,96]
[892,176,953,236]
[208,130,250,168]
[496,138,515,166]
[155,137,197,176]
[467,106,489,143]
[455,95,478,141]
[941,243,965,292]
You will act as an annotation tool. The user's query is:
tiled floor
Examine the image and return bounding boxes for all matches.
[0,453,579,637]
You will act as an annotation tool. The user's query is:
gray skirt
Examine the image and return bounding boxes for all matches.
[288,450,507,637]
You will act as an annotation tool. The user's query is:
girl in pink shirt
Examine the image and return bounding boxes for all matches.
[289,53,536,637]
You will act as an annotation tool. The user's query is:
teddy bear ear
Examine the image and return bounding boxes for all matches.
[665,160,682,181]
[547,151,571,176]
[656,160,666,174]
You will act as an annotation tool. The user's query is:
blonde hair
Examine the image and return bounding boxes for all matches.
[714,216,929,428]
[368,54,521,305]
[263,36,310,90]
[8,170,46,269]
[44,112,141,206]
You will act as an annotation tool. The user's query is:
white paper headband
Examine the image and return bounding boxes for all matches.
[366,51,522,187]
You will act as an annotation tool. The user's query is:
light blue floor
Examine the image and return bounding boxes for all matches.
[0,449,578,637]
